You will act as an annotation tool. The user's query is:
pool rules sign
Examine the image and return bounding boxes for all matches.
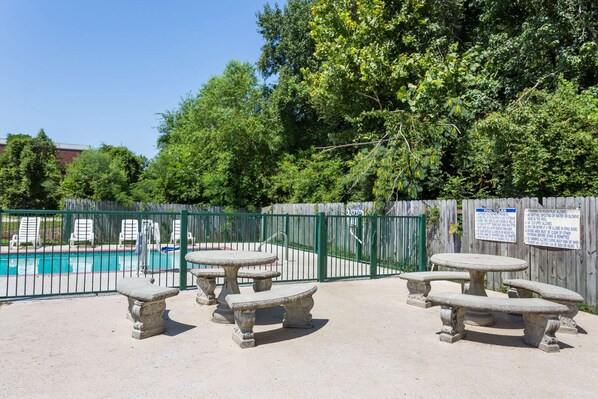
[524,209,581,249]
[475,208,517,243]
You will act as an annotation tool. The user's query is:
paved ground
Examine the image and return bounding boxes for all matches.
[1,277,597,399]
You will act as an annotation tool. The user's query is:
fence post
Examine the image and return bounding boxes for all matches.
[284,213,290,240]
[313,215,319,253]
[204,215,210,244]
[356,216,363,263]
[63,212,72,246]
[369,215,378,279]
[179,210,189,290]
[316,212,328,282]
[418,214,427,271]
[0,209,3,246]
[261,215,268,243]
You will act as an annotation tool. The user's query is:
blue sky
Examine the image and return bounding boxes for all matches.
[0,0,279,159]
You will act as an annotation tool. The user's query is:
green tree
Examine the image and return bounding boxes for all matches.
[270,150,346,203]
[469,80,598,198]
[61,146,144,204]
[99,144,146,185]
[147,61,281,209]
[257,0,330,152]
[306,0,475,203]
[464,0,598,105]
[0,130,61,209]
[303,0,598,203]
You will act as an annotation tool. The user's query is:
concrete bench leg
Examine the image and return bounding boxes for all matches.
[196,277,217,305]
[232,310,256,348]
[252,278,273,292]
[509,288,579,334]
[438,305,466,343]
[406,281,432,308]
[127,298,167,339]
[522,313,561,352]
[555,301,579,334]
[283,297,314,329]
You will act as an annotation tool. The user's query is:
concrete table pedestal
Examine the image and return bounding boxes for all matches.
[185,250,278,324]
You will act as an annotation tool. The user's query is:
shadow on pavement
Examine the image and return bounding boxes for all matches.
[456,330,574,351]
[253,318,329,346]
[163,309,196,336]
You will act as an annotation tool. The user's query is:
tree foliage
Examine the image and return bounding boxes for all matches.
[302,0,598,204]
[60,145,145,204]
[470,80,598,198]
[5,1,598,210]
[145,61,281,209]
[257,0,330,153]
[0,130,61,209]
[270,150,346,203]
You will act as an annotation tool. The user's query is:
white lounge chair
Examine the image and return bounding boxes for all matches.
[69,219,95,247]
[119,219,139,247]
[9,217,41,248]
[170,220,195,245]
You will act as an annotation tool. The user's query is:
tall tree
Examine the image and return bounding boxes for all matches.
[468,80,598,198]
[0,130,61,209]
[304,0,598,203]
[61,146,144,204]
[147,61,281,209]
[257,0,329,152]
[306,0,474,204]
[464,0,598,105]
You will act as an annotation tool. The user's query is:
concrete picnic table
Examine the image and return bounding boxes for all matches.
[185,250,278,324]
[430,253,528,326]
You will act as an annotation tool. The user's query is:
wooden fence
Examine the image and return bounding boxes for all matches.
[62,199,236,245]
[63,198,227,214]
[461,197,597,311]
[264,197,598,310]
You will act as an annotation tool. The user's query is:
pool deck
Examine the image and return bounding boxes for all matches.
[1,277,597,398]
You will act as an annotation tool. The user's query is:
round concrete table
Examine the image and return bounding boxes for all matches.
[185,250,278,324]
[429,253,528,326]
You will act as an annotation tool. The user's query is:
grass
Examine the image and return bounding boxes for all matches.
[578,302,598,315]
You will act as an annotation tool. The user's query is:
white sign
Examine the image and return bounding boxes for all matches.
[346,204,365,227]
[524,209,581,249]
[475,208,517,243]
[347,204,365,216]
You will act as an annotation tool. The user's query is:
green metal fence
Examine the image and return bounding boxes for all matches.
[0,209,426,299]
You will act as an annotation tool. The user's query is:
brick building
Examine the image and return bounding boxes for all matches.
[0,138,90,165]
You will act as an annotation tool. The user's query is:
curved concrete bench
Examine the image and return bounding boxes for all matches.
[189,268,281,305]
[427,292,569,352]
[117,278,179,339]
[503,279,584,334]
[225,284,317,348]
[399,271,471,308]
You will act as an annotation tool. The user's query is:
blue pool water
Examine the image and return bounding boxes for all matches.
[1,250,183,276]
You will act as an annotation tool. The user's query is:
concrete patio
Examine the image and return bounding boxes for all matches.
[1,277,597,398]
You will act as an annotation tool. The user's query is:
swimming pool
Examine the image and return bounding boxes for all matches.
[1,250,184,276]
